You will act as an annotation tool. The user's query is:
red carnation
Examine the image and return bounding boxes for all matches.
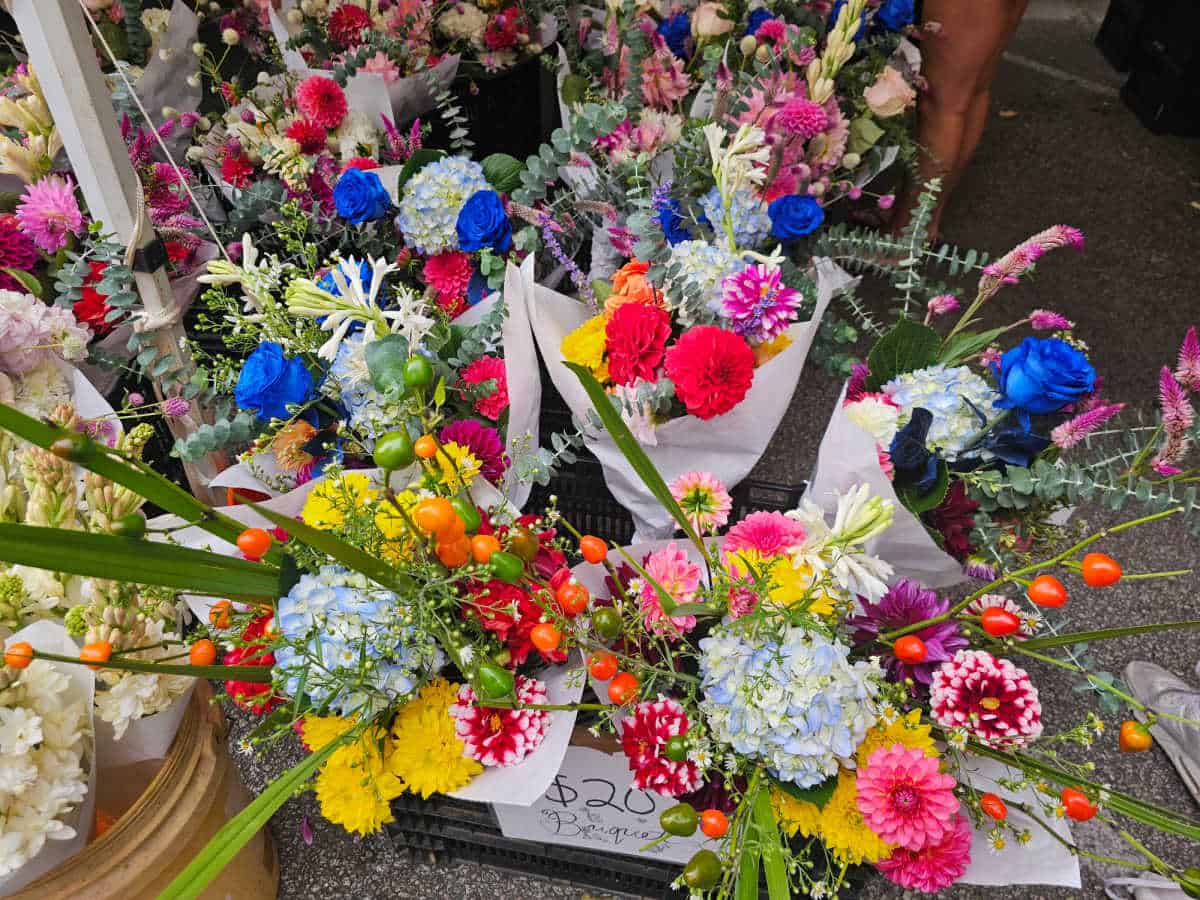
[73,261,117,336]
[606,301,671,386]
[664,326,755,420]
[463,579,566,666]
[922,480,979,561]
[223,612,280,714]
[327,3,371,49]
[285,118,329,154]
[620,698,703,797]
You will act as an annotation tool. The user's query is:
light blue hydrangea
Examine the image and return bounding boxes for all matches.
[273,565,443,715]
[699,185,772,251]
[698,626,881,788]
[666,239,743,325]
[396,156,490,255]
[885,364,1000,458]
[328,332,399,444]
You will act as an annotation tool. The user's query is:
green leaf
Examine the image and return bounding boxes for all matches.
[735,837,761,900]
[938,325,1009,366]
[754,787,789,900]
[1020,620,1200,651]
[481,153,524,193]
[771,774,837,809]
[395,148,445,194]
[0,525,282,602]
[31,649,272,683]
[159,725,357,899]
[896,460,950,514]
[866,319,941,390]
[2,267,41,296]
[365,333,409,393]
[847,115,884,156]
[248,502,416,597]
[0,403,279,562]
[565,363,708,556]
[559,73,590,107]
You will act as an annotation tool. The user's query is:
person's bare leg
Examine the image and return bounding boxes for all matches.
[890,0,1026,242]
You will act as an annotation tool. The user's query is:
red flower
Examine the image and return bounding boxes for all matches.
[223,612,280,714]
[285,119,329,155]
[220,147,255,188]
[482,6,529,50]
[340,156,380,172]
[606,301,671,386]
[620,698,703,797]
[73,261,116,336]
[463,579,566,666]
[451,676,550,766]
[459,355,509,420]
[295,75,348,130]
[664,326,755,419]
[922,480,979,561]
[327,3,371,49]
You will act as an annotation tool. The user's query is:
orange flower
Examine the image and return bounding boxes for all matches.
[605,259,662,312]
[273,420,317,472]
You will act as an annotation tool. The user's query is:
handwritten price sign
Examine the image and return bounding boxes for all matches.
[493,746,712,864]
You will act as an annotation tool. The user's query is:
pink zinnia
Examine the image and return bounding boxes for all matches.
[856,744,960,850]
[459,355,509,420]
[295,75,348,129]
[930,650,1043,747]
[639,543,701,638]
[1175,326,1200,392]
[423,251,472,305]
[16,175,84,253]
[724,511,806,556]
[720,264,804,344]
[669,470,732,534]
[451,676,550,767]
[876,813,972,892]
[1051,402,1124,449]
[620,699,703,797]
[1029,309,1073,331]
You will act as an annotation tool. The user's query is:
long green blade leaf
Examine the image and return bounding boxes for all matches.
[1019,620,1200,650]
[248,502,416,596]
[0,525,281,601]
[159,728,355,899]
[0,402,280,564]
[736,834,761,900]
[564,362,706,554]
[31,649,272,682]
[754,788,789,900]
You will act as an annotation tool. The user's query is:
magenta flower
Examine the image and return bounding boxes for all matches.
[439,419,509,483]
[1029,309,1073,331]
[930,650,1043,746]
[855,744,960,850]
[1159,366,1194,434]
[845,361,870,402]
[1176,326,1200,392]
[775,98,828,139]
[16,176,84,253]
[1050,402,1125,449]
[720,264,804,343]
[161,397,191,418]
[849,580,968,690]
[875,813,972,892]
[724,511,806,556]
[926,294,959,318]
[877,194,895,210]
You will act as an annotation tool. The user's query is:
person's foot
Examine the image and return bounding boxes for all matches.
[1124,661,1200,808]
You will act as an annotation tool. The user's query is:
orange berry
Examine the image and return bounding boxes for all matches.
[1027,574,1067,608]
[607,671,639,704]
[579,535,607,564]
[208,600,233,630]
[893,635,927,664]
[530,623,562,653]
[1060,787,1096,821]
[555,581,590,617]
[413,498,456,535]
[436,536,471,568]
[980,792,1007,821]
[80,640,113,671]
[436,514,466,544]
[588,652,618,681]
[1081,552,1122,587]
[1118,719,1153,753]
[189,639,218,667]
[699,809,729,838]
[470,533,502,564]
[414,435,438,459]
[236,527,272,560]
[4,641,33,669]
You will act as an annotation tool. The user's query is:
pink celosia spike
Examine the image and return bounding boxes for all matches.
[1175,325,1200,392]
[1050,403,1124,449]
[1159,366,1194,435]
[1030,309,1073,331]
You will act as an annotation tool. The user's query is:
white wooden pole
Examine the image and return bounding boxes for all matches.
[7,0,224,502]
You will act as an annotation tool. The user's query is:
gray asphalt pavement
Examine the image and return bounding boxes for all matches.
[227,1,1200,896]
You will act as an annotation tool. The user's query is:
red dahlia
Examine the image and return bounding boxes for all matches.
[620,698,703,797]
[73,261,117,336]
[605,300,671,386]
[664,325,755,420]
[327,3,372,49]
[463,578,566,666]
[285,119,329,155]
[223,612,280,714]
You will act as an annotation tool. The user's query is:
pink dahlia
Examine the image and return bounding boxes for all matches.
[724,511,806,557]
[295,75,348,129]
[619,698,703,797]
[856,744,960,850]
[285,119,329,155]
[930,650,1043,747]
[720,264,804,344]
[16,175,84,253]
[459,355,509,420]
[876,813,972,893]
[639,543,701,638]
[451,675,550,767]
[423,251,473,307]
[669,471,732,534]
[439,419,509,483]
[0,214,38,292]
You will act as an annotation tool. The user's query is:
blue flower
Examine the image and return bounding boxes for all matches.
[829,0,867,41]
[467,270,489,306]
[767,194,825,241]
[657,12,691,59]
[876,0,915,31]
[317,259,373,297]
[235,342,315,422]
[700,185,771,250]
[995,336,1095,416]
[455,189,512,253]
[657,197,692,245]
[889,407,940,493]
[745,8,774,35]
[333,168,391,224]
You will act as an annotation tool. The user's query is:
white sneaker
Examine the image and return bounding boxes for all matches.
[1123,661,1200,808]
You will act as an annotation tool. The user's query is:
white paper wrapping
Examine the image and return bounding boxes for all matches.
[807,383,965,589]
[93,684,193,770]
[134,0,202,159]
[0,621,96,896]
[525,258,847,542]
[958,756,1081,888]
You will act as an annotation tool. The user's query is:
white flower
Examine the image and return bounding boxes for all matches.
[335,111,379,160]
[843,395,901,446]
[438,3,488,44]
[0,707,41,756]
[198,234,286,315]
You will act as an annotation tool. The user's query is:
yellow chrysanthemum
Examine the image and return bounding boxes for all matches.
[374,489,421,561]
[726,551,836,618]
[774,770,893,865]
[306,716,403,836]
[753,332,793,367]
[561,314,609,376]
[855,709,937,769]
[437,442,481,491]
[302,713,357,751]
[773,786,822,838]
[388,678,482,798]
[301,471,378,530]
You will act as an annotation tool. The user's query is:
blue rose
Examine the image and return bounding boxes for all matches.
[657,198,692,245]
[657,12,691,59]
[745,9,775,35]
[876,0,915,31]
[768,194,825,241]
[889,407,940,493]
[333,168,391,224]
[455,189,512,253]
[829,0,867,41]
[995,337,1095,416]
[235,342,315,422]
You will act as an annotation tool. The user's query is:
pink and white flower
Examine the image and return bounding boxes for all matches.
[452,675,551,767]
[930,650,1043,747]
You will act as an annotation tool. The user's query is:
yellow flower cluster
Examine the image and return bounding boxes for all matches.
[301,471,378,530]
[437,442,482,492]
[305,715,404,837]
[725,551,837,619]
[388,678,482,798]
[561,314,610,383]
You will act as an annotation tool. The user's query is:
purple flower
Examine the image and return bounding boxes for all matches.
[438,419,509,484]
[162,397,191,418]
[1029,309,1073,331]
[1176,326,1200,392]
[849,579,967,692]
